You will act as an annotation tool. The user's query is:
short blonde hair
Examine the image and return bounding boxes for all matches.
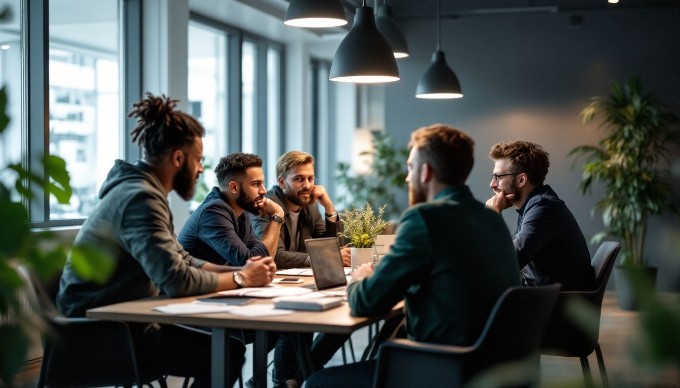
[276,151,315,178]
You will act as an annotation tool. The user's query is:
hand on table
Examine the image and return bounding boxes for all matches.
[350,262,374,284]
[241,256,277,287]
[340,247,351,267]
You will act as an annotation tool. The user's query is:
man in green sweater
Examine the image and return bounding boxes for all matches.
[305,124,520,388]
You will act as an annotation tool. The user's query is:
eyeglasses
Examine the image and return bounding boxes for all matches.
[491,172,522,183]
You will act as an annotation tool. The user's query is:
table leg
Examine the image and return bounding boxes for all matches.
[211,328,232,388]
[293,332,315,381]
[252,330,268,388]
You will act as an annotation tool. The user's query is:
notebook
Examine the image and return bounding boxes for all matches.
[304,237,348,290]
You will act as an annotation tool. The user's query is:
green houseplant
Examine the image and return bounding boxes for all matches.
[341,203,389,269]
[336,131,409,219]
[569,77,680,310]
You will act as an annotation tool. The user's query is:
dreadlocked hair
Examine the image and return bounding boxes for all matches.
[128,92,205,162]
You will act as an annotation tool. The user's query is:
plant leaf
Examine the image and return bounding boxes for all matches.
[69,245,116,284]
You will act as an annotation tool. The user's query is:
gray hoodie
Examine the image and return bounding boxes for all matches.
[57,160,217,317]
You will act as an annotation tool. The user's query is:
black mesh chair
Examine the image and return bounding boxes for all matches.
[373,284,561,388]
[16,265,167,388]
[540,241,621,388]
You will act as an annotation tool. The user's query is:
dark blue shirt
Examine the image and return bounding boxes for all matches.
[514,185,595,291]
[178,187,268,266]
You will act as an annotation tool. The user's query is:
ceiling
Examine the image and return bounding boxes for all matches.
[356,0,680,19]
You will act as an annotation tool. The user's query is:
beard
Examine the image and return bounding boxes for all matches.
[283,185,312,207]
[236,189,265,215]
[408,182,426,206]
[174,160,198,201]
[496,179,520,205]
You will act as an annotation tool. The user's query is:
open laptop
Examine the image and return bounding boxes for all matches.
[304,237,348,291]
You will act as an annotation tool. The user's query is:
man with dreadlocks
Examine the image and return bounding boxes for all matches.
[57,93,276,387]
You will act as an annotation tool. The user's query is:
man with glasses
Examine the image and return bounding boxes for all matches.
[485,140,595,291]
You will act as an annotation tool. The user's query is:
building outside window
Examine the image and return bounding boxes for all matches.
[48,0,121,220]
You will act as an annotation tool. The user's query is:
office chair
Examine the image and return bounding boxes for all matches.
[16,265,167,388]
[540,241,621,388]
[373,284,561,388]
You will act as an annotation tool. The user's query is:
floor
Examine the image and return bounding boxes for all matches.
[11,292,680,387]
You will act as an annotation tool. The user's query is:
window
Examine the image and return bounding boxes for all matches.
[188,15,285,193]
[48,0,122,220]
[188,21,228,206]
[0,0,22,198]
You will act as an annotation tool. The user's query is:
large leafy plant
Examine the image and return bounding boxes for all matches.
[336,132,409,219]
[569,77,680,267]
[0,87,112,384]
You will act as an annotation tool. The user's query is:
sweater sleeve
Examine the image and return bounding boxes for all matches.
[120,190,217,297]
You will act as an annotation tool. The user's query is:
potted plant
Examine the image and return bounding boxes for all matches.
[336,131,409,220]
[569,77,680,310]
[341,203,389,269]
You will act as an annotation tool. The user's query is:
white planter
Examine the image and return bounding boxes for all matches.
[351,247,374,270]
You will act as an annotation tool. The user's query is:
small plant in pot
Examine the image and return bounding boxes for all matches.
[569,77,680,310]
[341,203,389,269]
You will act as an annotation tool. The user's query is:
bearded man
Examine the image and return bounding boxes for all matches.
[178,152,285,266]
[485,141,595,291]
[251,151,350,269]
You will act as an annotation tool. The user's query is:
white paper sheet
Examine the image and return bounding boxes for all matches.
[226,305,294,317]
[153,301,235,314]
[218,286,313,298]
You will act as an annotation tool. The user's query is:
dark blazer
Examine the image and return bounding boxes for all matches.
[348,185,521,346]
[250,186,339,269]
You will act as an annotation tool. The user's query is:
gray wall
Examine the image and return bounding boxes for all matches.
[384,8,680,291]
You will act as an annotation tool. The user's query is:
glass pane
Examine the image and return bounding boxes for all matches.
[188,22,228,208]
[241,41,256,154]
[48,0,121,219]
[0,0,22,196]
[266,47,281,188]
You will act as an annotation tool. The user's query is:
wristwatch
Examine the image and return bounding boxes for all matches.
[271,214,285,225]
[325,211,338,219]
[233,271,246,288]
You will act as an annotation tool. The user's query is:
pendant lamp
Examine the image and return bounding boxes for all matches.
[375,0,409,59]
[284,0,348,28]
[329,0,399,83]
[415,0,463,99]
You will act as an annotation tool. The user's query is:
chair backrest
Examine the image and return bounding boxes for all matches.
[373,284,560,387]
[540,241,620,357]
[466,284,561,376]
[592,241,621,293]
[16,265,148,387]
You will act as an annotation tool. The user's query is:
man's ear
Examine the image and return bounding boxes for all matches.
[277,175,285,189]
[421,163,433,183]
[228,180,239,195]
[171,149,184,169]
[518,172,528,187]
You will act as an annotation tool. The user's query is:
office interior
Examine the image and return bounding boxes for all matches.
[1,0,679,386]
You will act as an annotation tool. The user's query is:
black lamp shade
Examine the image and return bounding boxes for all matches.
[376,5,409,58]
[416,50,463,99]
[285,0,347,28]
[330,6,400,83]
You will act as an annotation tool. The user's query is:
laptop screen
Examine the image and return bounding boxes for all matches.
[304,237,348,290]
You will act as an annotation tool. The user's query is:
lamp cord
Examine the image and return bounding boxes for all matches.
[437,0,441,51]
